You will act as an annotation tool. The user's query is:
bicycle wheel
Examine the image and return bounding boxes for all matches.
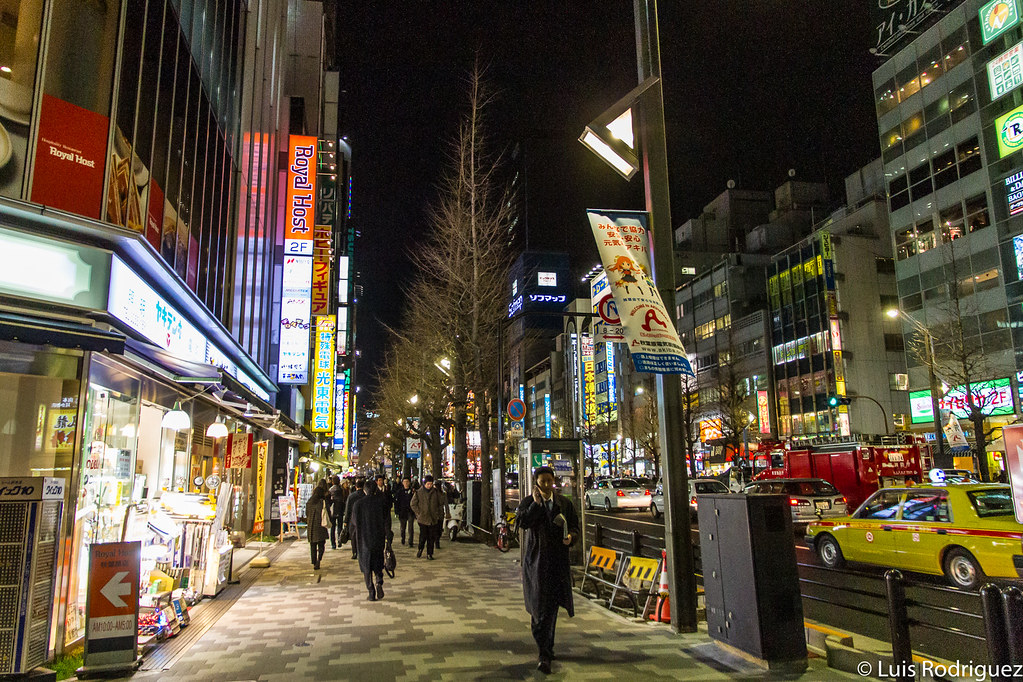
[496,525,511,552]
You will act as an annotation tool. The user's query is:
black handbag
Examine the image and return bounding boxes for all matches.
[338,526,350,545]
[383,541,396,578]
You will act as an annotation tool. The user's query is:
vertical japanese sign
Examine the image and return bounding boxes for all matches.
[277,255,313,383]
[285,136,316,256]
[586,209,692,374]
[582,335,595,424]
[226,433,253,468]
[757,390,772,434]
[311,316,336,432]
[333,370,348,449]
[252,441,268,533]
[84,542,140,669]
[1001,423,1023,523]
[311,226,332,315]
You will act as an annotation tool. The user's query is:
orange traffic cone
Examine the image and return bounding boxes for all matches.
[649,550,671,622]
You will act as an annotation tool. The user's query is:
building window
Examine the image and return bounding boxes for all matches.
[939,203,965,242]
[941,26,970,72]
[957,137,982,178]
[965,193,990,232]
[876,77,898,116]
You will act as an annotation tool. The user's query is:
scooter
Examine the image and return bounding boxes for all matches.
[447,502,466,541]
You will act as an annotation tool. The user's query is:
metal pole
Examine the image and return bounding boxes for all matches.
[884,569,913,682]
[635,0,697,633]
[851,395,890,434]
[926,331,949,467]
[1002,586,1023,666]
[981,584,1011,682]
[497,318,507,527]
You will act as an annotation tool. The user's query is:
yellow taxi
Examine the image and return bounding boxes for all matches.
[806,484,1023,590]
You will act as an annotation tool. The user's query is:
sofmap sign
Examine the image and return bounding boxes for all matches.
[981,0,1021,44]
[988,41,1023,101]
[996,103,1023,158]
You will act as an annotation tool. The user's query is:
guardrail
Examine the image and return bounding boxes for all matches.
[583,513,1003,666]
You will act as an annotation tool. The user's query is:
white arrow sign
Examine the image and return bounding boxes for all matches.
[100,571,132,608]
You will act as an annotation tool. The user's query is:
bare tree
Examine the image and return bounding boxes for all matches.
[680,372,700,479]
[909,243,1010,481]
[711,356,753,468]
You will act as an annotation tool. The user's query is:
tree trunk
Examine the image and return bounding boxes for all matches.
[479,398,494,530]
[971,412,990,482]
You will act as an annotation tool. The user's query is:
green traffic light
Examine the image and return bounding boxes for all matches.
[828,396,839,407]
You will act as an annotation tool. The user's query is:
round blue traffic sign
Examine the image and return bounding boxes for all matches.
[508,398,526,421]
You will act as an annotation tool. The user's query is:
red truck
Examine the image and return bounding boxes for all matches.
[751,437,929,511]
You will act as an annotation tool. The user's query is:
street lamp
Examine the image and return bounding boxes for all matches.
[576,0,697,633]
[886,308,948,467]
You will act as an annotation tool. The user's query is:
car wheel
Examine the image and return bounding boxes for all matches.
[584,496,593,511]
[604,497,612,512]
[944,548,984,590]
[816,534,845,569]
[650,503,660,519]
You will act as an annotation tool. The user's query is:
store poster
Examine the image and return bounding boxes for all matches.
[225,433,253,469]
[31,94,108,219]
[146,180,163,251]
[47,396,78,454]
[1002,423,1023,523]
[105,125,147,233]
[277,495,297,524]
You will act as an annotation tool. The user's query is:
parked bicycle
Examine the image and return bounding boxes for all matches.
[495,509,518,552]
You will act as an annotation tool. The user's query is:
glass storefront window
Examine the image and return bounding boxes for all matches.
[65,358,140,644]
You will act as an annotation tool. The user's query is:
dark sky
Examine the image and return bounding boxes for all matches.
[338,3,880,395]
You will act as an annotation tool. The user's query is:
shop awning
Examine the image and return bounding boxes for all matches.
[220,371,277,418]
[0,312,125,353]
[123,338,222,384]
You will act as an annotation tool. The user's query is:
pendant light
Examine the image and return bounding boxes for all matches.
[206,416,229,439]
[161,401,191,431]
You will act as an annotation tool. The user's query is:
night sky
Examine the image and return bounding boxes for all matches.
[338,3,880,395]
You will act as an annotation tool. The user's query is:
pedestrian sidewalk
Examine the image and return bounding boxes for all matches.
[126,537,855,681]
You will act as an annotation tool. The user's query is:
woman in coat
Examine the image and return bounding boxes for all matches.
[306,485,329,569]
[350,479,392,600]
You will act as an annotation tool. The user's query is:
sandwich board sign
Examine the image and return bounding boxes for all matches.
[81,541,141,674]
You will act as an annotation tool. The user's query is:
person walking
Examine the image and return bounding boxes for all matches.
[305,485,329,570]
[410,475,444,559]
[328,475,345,549]
[350,479,392,601]
[517,466,580,674]
[343,476,367,560]
[375,474,394,513]
[393,476,416,546]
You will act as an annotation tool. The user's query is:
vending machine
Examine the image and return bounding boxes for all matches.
[0,477,65,675]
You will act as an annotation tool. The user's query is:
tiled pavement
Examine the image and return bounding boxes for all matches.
[126,536,854,681]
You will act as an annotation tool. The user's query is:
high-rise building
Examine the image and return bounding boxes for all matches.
[872,0,1019,469]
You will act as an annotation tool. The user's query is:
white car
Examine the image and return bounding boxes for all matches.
[649,478,730,519]
[584,478,651,511]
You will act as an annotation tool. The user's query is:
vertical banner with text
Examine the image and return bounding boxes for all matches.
[253,441,269,533]
[311,316,336,432]
[586,209,692,374]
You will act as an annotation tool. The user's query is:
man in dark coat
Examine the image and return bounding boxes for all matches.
[516,466,580,675]
[350,479,392,601]
[343,476,367,560]
[393,476,416,546]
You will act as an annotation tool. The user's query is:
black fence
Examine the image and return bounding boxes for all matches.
[582,513,1015,666]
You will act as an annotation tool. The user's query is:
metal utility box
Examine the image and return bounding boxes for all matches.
[464,479,482,528]
[0,477,65,675]
[698,493,807,671]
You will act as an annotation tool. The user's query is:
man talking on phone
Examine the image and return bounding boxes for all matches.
[516,466,580,675]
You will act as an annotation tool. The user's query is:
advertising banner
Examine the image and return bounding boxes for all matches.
[586,209,693,374]
[757,390,771,435]
[943,413,970,452]
[981,0,1021,44]
[32,94,108,219]
[909,377,1015,423]
[1001,423,1023,523]
[285,135,317,256]
[84,542,140,668]
[988,40,1023,101]
[311,316,336,432]
[278,495,297,524]
[252,441,268,533]
[311,257,331,316]
[278,255,313,383]
[226,432,253,469]
[996,102,1023,158]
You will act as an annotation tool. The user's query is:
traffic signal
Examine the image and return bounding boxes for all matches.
[828,396,851,407]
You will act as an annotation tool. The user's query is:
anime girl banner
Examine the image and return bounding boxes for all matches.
[586,209,693,375]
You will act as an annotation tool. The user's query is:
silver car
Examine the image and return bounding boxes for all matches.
[743,478,848,526]
[649,478,730,519]
[584,478,651,511]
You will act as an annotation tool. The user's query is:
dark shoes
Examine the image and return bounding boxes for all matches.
[427,554,434,560]
[313,562,320,570]
[537,658,552,674]
[367,590,377,602]
[417,549,423,558]
[376,583,384,600]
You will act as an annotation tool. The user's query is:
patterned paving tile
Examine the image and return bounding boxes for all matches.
[121,538,852,681]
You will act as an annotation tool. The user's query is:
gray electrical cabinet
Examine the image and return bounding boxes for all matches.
[698,493,807,671]
[0,477,65,675]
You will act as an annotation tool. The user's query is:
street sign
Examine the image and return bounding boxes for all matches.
[83,541,140,672]
[508,398,526,421]
[406,437,423,458]
[597,293,620,325]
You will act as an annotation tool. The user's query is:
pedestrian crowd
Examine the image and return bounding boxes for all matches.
[300,467,578,674]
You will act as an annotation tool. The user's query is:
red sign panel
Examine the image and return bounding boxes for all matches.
[285,135,317,256]
[85,541,140,662]
[226,432,254,469]
[32,94,108,219]
[1002,424,1023,524]
[146,180,164,251]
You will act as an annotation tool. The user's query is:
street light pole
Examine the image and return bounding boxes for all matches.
[887,309,947,467]
[634,0,698,633]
